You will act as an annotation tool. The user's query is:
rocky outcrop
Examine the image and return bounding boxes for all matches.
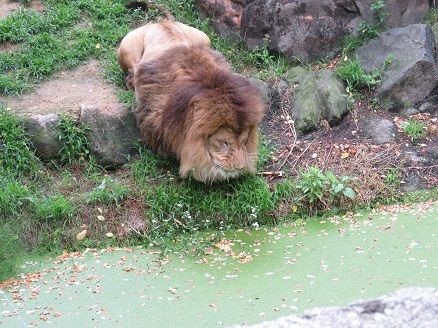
[355,0,430,28]
[357,24,438,111]
[242,0,361,63]
[80,105,139,168]
[239,287,438,328]
[24,114,63,161]
[199,0,431,64]
[289,70,348,132]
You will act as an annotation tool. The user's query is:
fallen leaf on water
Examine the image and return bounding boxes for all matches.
[76,230,87,240]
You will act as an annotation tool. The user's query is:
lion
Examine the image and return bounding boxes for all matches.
[117,20,265,183]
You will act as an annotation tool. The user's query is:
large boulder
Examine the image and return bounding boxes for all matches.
[24,113,63,161]
[240,287,438,328]
[242,0,361,63]
[80,105,140,168]
[357,24,438,111]
[355,0,430,28]
[200,0,431,64]
[289,70,348,132]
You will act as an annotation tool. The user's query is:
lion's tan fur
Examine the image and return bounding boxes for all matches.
[117,21,264,183]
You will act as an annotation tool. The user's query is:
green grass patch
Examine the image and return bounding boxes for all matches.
[34,194,76,222]
[426,9,438,26]
[58,115,91,164]
[0,107,40,177]
[401,118,426,142]
[85,177,129,206]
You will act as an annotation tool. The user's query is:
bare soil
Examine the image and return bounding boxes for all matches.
[1,60,121,118]
[0,0,44,18]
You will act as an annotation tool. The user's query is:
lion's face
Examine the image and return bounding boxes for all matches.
[180,125,258,183]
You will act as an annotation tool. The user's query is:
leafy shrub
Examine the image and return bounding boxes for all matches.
[297,166,356,211]
[401,119,426,142]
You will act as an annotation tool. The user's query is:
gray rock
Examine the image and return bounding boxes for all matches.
[201,1,430,64]
[249,77,271,106]
[242,0,361,64]
[401,172,423,192]
[361,117,397,144]
[426,146,438,161]
[238,287,438,328]
[419,102,434,113]
[80,105,140,168]
[355,0,430,28]
[357,24,438,111]
[399,107,419,117]
[290,70,348,132]
[284,66,307,84]
[24,114,63,161]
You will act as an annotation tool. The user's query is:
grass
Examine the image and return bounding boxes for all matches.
[401,118,426,142]
[58,115,90,164]
[85,176,129,206]
[426,8,438,26]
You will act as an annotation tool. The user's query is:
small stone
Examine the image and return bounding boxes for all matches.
[418,102,434,113]
[24,113,63,161]
[284,66,307,84]
[399,108,419,117]
[80,105,140,168]
[361,117,397,145]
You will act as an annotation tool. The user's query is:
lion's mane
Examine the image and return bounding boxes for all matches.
[132,45,264,180]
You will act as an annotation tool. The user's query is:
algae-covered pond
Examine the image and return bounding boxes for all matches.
[1,201,437,327]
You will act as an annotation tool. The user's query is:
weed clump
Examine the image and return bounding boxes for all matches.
[58,116,90,164]
[401,118,426,142]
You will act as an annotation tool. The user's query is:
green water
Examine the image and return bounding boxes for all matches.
[1,202,437,327]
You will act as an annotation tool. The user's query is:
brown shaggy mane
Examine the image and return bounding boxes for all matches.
[136,46,263,133]
[132,42,265,182]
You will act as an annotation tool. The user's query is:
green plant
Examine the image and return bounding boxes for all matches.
[336,54,393,95]
[86,177,129,206]
[426,9,438,26]
[336,57,380,91]
[0,223,25,281]
[257,135,274,170]
[401,119,426,141]
[297,166,326,203]
[296,167,356,210]
[0,107,40,177]
[371,0,387,26]
[325,172,356,199]
[35,194,75,222]
[384,168,400,186]
[58,116,90,164]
